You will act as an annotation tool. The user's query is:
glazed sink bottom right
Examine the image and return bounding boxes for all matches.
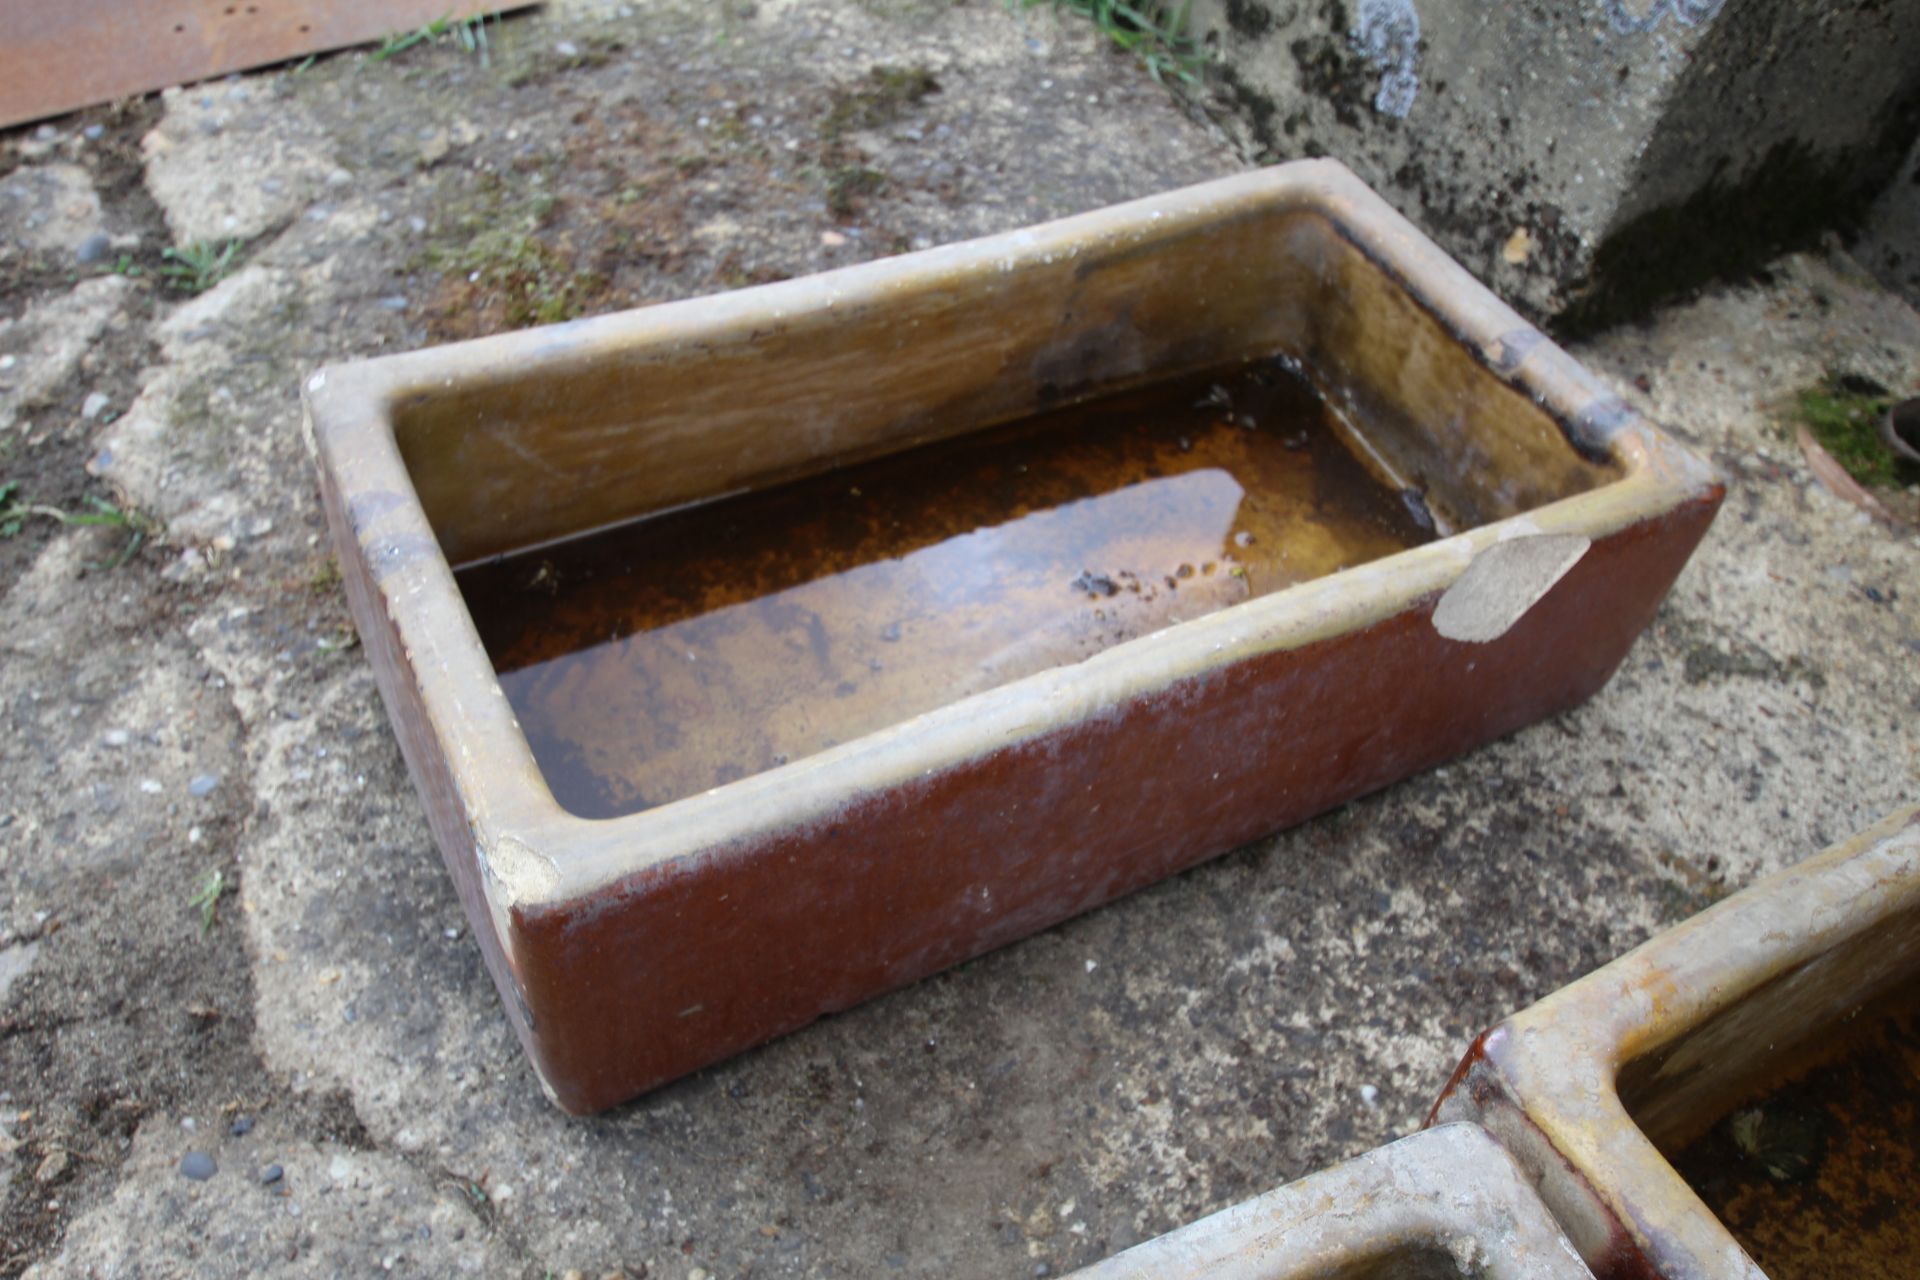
[1070,1122,1595,1280]
[1432,805,1920,1280]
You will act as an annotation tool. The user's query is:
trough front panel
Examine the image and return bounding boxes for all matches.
[510,495,1719,1112]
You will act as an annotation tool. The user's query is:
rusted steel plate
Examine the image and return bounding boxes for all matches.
[0,0,537,131]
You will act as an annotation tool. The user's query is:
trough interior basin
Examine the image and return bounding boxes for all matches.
[1616,927,1920,1277]
[404,228,1618,820]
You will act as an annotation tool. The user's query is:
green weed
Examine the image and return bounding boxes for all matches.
[825,166,888,217]
[428,203,604,329]
[306,555,343,595]
[158,240,240,294]
[1011,0,1200,84]
[190,868,229,935]
[0,485,150,567]
[820,65,941,139]
[371,12,498,67]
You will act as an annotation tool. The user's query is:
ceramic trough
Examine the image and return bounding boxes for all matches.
[1430,805,1920,1279]
[305,160,1722,1112]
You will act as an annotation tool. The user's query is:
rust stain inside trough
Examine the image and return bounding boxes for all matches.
[1669,1000,1920,1278]
[456,358,1437,819]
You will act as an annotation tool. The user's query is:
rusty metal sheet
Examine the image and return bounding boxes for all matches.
[0,0,538,131]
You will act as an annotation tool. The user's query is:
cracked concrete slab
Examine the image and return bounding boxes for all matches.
[141,82,341,246]
[24,1115,490,1278]
[0,277,132,434]
[0,165,105,258]
[87,265,307,547]
[0,1,1915,1276]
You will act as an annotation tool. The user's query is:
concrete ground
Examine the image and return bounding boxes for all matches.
[0,2,1914,1276]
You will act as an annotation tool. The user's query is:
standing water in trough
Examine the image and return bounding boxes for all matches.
[455,355,1438,818]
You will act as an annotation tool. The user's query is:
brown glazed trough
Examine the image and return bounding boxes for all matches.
[1430,805,1920,1279]
[1067,1123,1597,1279]
[304,160,1722,1113]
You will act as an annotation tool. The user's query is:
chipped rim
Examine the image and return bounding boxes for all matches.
[303,159,1721,914]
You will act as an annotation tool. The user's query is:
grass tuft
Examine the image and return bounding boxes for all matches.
[1011,0,1200,84]
[190,868,229,935]
[0,485,150,567]
[371,12,499,67]
[159,240,241,294]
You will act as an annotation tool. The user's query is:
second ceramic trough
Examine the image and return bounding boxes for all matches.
[305,160,1722,1112]
[1432,805,1920,1279]
[1068,1123,1596,1279]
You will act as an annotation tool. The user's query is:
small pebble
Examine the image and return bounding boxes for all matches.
[230,1115,254,1137]
[555,40,580,57]
[83,123,105,140]
[180,1151,217,1181]
[36,1150,68,1184]
[189,774,219,798]
[260,1162,284,1185]
[75,232,112,265]
[1358,1083,1380,1106]
[81,391,111,420]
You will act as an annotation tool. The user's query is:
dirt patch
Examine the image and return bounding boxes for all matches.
[0,98,169,321]
[0,534,367,1277]
[406,38,962,343]
[0,96,179,590]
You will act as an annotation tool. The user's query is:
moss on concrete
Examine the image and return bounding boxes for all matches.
[819,64,941,139]
[1794,371,1920,490]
